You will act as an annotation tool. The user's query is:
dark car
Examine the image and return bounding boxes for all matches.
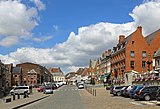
[129,85,143,99]
[51,84,58,90]
[156,88,160,101]
[112,86,125,96]
[134,86,159,101]
[120,86,128,96]
[123,85,133,97]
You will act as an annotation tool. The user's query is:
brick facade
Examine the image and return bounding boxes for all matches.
[111,26,160,83]
[16,62,50,86]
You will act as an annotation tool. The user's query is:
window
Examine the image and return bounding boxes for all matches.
[130,51,135,57]
[132,41,134,44]
[149,87,158,92]
[130,61,134,68]
[142,61,146,68]
[142,51,146,58]
[143,87,149,92]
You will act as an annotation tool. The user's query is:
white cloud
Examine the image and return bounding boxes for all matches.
[30,0,45,11]
[32,36,53,42]
[1,1,160,73]
[0,36,19,47]
[0,0,46,47]
[130,0,160,35]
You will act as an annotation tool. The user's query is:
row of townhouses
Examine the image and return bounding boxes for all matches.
[0,61,65,97]
[66,26,160,86]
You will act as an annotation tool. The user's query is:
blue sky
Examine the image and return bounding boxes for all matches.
[1,0,160,73]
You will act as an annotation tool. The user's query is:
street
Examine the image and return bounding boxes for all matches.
[19,85,160,109]
[21,85,86,109]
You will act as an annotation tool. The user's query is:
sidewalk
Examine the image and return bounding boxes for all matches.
[0,91,50,109]
[79,87,160,109]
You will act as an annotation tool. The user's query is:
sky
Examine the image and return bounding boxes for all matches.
[1,0,160,73]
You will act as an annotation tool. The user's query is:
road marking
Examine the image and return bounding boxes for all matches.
[54,88,79,92]
[130,101,157,106]
[140,101,155,105]
[129,102,144,106]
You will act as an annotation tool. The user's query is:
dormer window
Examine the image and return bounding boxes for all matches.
[132,41,134,44]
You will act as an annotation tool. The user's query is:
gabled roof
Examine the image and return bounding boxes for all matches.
[49,67,63,74]
[111,32,134,56]
[81,68,90,77]
[89,59,97,69]
[17,62,39,66]
[76,68,85,75]
[123,32,134,44]
[65,72,76,79]
[145,29,160,45]
[154,48,160,58]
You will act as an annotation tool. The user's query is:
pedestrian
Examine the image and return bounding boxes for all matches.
[25,90,29,98]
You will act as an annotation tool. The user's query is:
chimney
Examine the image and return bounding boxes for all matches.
[137,26,142,33]
[119,35,125,44]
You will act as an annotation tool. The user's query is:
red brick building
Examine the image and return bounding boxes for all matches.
[16,62,51,86]
[111,26,160,83]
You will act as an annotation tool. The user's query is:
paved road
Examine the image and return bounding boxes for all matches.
[21,85,86,109]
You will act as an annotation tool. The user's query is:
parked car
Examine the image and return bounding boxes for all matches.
[112,86,125,96]
[123,85,133,97]
[129,85,143,99]
[120,86,128,96]
[10,86,32,95]
[43,87,53,94]
[37,86,45,92]
[134,86,159,101]
[51,84,58,90]
[156,88,160,101]
[77,83,84,89]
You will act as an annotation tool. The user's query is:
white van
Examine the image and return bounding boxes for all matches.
[10,86,32,95]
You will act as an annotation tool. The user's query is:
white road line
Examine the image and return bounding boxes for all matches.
[129,102,144,106]
[54,88,79,92]
[140,101,155,105]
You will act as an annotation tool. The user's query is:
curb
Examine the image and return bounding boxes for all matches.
[12,95,50,109]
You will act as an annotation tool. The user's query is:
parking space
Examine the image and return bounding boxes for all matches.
[79,87,160,109]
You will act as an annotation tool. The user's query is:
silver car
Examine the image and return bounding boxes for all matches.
[43,87,53,94]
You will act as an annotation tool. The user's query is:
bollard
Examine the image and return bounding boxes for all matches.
[17,94,20,99]
[13,94,15,100]
[24,93,26,98]
[93,89,94,96]
[6,98,11,103]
